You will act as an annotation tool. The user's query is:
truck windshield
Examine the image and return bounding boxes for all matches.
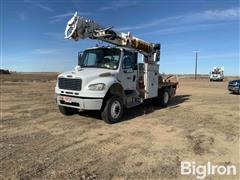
[80,48,121,70]
[211,71,221,74]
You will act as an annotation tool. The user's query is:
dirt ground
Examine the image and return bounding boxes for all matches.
[1,73,239,180]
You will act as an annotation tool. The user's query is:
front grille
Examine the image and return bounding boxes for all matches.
[228,83,236,87]
[58,78,82,91]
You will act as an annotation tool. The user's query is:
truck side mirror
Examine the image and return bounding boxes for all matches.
[154,51,160,62]
[78,52,83,65]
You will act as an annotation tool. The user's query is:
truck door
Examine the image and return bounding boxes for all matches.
[119,50,137,90]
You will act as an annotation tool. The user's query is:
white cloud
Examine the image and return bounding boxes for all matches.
[24,0,54,12]
[118,7,240,31]
[52,12,75,19]
[99,0,137,11]
[50,12,91,23]
[199,8,240,21]
[36,4,53,12]
[44,32,64,40]
[18,13,26,21]
[33,48,59,54]
[118,16,183,31]
[138,22,231,36]
[50,12,74,23]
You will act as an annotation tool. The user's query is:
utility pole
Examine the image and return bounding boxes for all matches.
[194,49,199,80]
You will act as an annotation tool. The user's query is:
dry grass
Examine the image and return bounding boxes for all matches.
[1,73,239,179]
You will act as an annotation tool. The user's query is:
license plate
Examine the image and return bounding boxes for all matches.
[59,96,72,103]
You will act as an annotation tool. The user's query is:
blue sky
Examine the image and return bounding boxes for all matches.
[1,0,239,75]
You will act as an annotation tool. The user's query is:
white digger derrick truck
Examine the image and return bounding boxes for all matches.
[55,12,178,123]
[210,67,224,81]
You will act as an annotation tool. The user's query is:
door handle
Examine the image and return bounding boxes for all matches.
[133,75,136,81]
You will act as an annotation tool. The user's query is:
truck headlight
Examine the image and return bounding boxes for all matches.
[88,83,106,90]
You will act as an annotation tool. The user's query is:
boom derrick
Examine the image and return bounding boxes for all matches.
[64,12,160,63]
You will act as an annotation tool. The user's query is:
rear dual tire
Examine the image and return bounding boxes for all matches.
[161,90,170,107]
[154,88,170,107]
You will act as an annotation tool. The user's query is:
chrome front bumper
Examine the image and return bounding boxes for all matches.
[56,94,103,110]
[228,85,239,92]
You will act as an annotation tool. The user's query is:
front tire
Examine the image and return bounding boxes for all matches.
[58,106,78,115]
[101,96,123,124]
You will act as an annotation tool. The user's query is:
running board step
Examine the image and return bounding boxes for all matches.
[124,93,142,108]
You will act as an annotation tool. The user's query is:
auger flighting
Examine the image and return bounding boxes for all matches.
[64,12,160,61]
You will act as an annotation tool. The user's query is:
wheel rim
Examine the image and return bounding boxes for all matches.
[163,92,169,104]
[110,100,121,119]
